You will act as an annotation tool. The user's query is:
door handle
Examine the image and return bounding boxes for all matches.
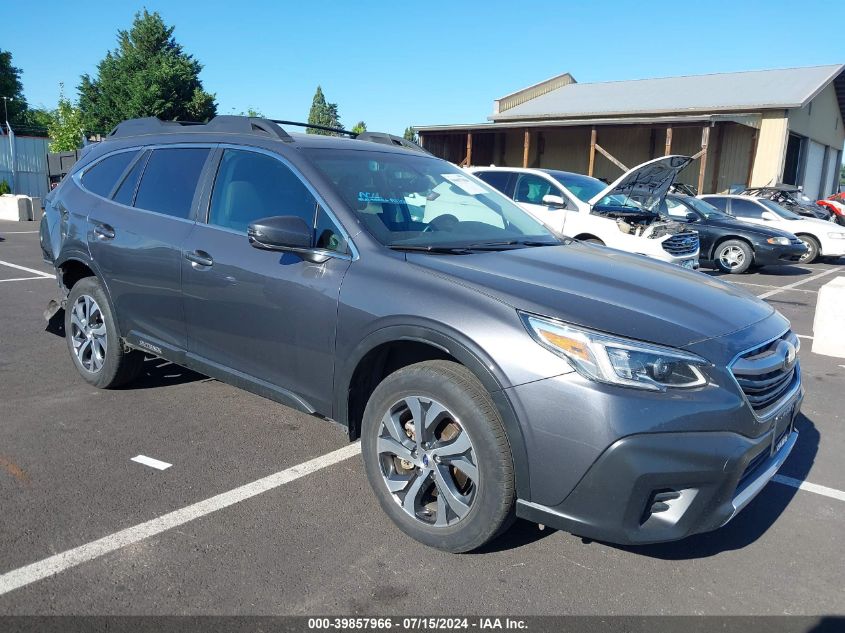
[93,224,115,240]
[185,250,214,267]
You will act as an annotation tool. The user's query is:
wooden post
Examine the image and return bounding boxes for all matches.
[746,130,759,187]
[697,126,710,194]
[522,130,530,168]
[709,124,725,193]
[588,127,597,176]
[465,133,473,167]
[664,127,673,155]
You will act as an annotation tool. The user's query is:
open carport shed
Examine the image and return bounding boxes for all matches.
[415,64,845,197]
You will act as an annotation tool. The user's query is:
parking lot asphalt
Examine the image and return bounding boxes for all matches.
[1,219,843,616]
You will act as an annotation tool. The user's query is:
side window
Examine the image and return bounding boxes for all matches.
[514,174,556,205]
[704,197,729,212]
[314,207,348,253]
[208,149,317,233]
[134,148,210,219]
[112,151,148,206]
[81,151,138,198]
[730,198,764,219]
[475,171,511,195]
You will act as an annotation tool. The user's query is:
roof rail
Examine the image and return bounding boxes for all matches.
[107,116,294,142]
[354,132,429,154]
[106,116,430,154]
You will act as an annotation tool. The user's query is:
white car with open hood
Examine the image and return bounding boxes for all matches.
[469,156,700,268]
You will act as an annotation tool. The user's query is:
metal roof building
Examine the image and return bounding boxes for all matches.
[415,65,845,198]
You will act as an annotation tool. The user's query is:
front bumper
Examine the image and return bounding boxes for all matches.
[752,242,807,266]
[515,386,802,545]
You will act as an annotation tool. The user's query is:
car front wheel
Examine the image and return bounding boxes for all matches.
[361,360,515,552]
[797,235,820,264]
[715,240,753,274]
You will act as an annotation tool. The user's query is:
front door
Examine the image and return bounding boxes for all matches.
[512,173,567,234]
[182,147,352,414]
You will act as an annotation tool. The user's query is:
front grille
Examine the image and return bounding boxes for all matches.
[661,232,699,256]
[730,332,799,416]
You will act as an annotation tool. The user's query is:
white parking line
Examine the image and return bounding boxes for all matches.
[0,259,55,279]
[0,276,54,283]
[796,335,814,340]
[756,268,841,299]
[1,230,40,234]
[0,442,361,597]
[733,281,817,294]
[130,455,173,471]
[772,475,845,502]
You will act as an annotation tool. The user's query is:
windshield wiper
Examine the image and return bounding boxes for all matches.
[467,239,560,250]
[388,244,472,254]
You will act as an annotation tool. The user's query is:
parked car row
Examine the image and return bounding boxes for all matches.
[469,157,845,271]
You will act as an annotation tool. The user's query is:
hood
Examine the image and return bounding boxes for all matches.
[588,155,694,210]
[407,243,774,350]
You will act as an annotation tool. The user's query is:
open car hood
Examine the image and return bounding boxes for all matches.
[588,155,693,210]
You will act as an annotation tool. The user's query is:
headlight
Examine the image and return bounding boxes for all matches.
[766,237,791,245]
[827,232,845,239]
[521,313,708,391]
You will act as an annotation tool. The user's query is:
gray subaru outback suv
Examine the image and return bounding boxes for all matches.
[40,116,802,552]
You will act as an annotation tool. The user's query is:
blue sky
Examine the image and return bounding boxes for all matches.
[4,0,842,135]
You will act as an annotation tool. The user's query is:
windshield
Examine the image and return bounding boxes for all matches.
[548,171,646,212]
[758,198,803,220]
[306,149,559,249]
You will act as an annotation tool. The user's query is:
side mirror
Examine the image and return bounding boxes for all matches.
[685,212,698,222]
[761,211,778,221]
[247,215,328,263]
[542,194,566,209]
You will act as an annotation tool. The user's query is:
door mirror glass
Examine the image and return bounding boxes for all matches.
[248,215,328,262]
[761,211,778,221]
[542,194,566,209]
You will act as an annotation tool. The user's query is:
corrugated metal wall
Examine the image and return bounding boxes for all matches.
[0,135,50,198]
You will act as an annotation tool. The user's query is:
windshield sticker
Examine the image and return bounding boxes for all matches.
[441,173,487,196]
[358,192,405,204]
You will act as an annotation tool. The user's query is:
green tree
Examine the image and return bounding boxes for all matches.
[48,85,85,152]
[403,126,417,143]
[230,106,264,117]
[25,107,53,132]
[0,49,28,125]
[351,121,366,135]
[78,9,216,132]
[307,86,342,134]
[840,163,844,187]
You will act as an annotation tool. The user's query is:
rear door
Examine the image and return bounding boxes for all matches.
[86,145,212,356]
[181,146,352,414]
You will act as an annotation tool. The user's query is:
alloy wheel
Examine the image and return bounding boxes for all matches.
[719,245,746,270]
[376,396,478,527]
[69,294,108,373]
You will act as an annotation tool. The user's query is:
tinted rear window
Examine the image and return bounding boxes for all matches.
[134,148,210,219]
[704,197,729,212]
[81,151,137,198]
[475,171,511,194]
[112,151,148,206]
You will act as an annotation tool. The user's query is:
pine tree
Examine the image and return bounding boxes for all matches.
[307,86,342,135]
[0,49,28,125]
[78,10,216,132]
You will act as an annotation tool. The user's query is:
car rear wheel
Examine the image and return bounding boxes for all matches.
[361,360,515,552]
[715,240,753,274]
[796,235,820,264]
[65,276,144,388]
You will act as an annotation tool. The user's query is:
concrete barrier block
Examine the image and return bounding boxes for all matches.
[0,195,33,221]
[812,276,845,358]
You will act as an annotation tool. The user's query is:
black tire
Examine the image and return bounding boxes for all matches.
[361,360,515,553]
[714,239,753,274]
[64,276,144,389]
[796,234,820,264]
